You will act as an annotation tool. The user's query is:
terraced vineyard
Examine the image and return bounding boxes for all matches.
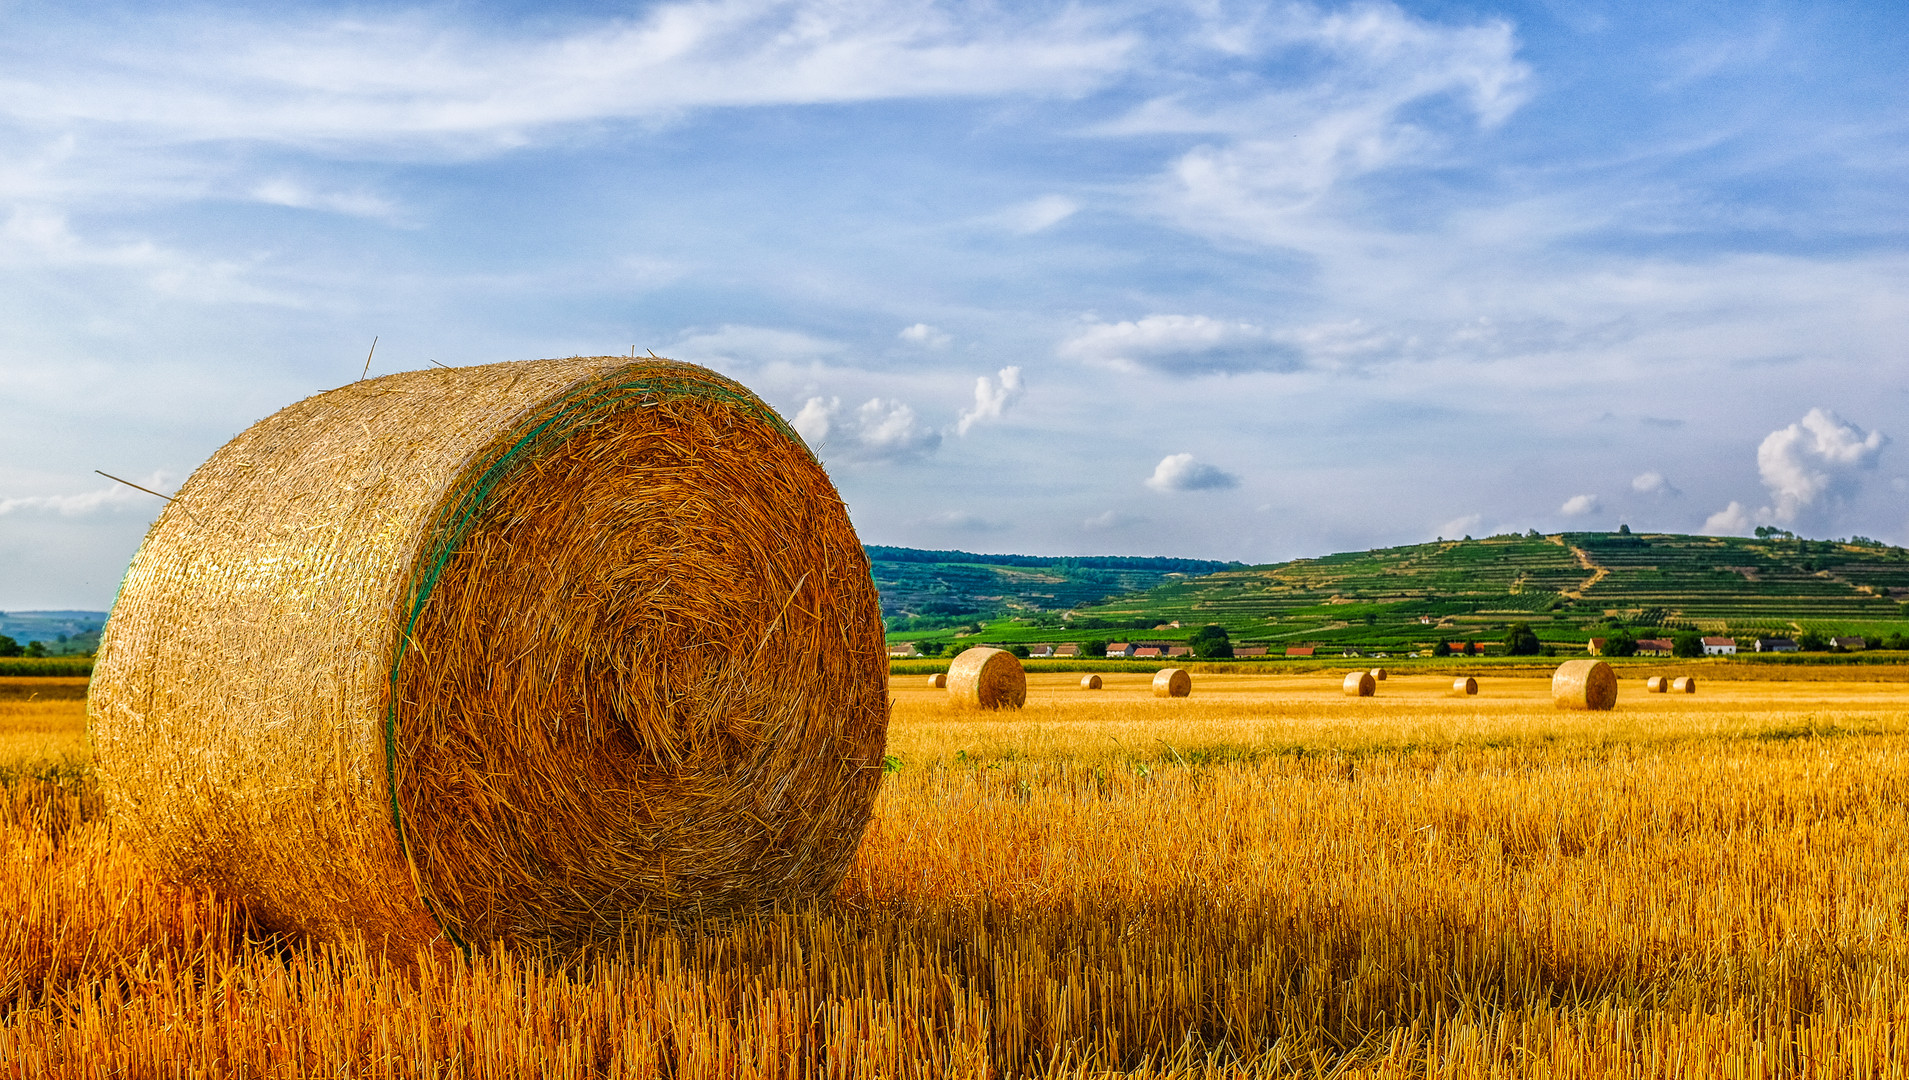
[1059,531,1909,652]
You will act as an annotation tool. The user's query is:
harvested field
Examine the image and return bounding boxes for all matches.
[8,671,1909,1075]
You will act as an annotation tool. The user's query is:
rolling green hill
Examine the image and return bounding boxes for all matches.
[867,546,1236,625]
[882,532,1909,654]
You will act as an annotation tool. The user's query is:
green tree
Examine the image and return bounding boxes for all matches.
[1007,643,1031,659]
[1503,623,1541,656]
[1461,641,1478,656]
[1082,639,1108,658]
[914,640,945,658]
[1672,631,1704,658]
[1883,632,1909,651]
[1603,630,1638,657]
[0,634,21,658]
[1432,640,1452,657]
[22,640,46,658]
[1796,629,1828,652]
[1188,624,1233,659]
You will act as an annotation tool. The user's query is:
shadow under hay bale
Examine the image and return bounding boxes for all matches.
[1151,668,1190,698]
[90,357,888,955]
[1343,671,1375,697]
[946,647,1025,709]
[1553,659,1617,710]
[1079,674,1102,690]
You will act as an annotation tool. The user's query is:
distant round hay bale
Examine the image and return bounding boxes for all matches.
[927,673,948,689]
[947,647,1026,709]
[1343,671,1376,697]
[1080,674,1103,689]
[1152,668,1191,697]
[89,357,887,955]
[1453,677,1477,695]
[1552,659,1617,710]
[1370,668,1387,681]
[1673,676,1697,694]
[1646,676,1670,693]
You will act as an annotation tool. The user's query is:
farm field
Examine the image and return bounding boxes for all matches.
[7,672,1909,1076]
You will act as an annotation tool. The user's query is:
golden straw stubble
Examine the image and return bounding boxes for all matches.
[1552,659,1617,710]
[945,647,1026,709]
[1151,669,1191,698]
[1344,671,1376,697]
[90,357,888,954]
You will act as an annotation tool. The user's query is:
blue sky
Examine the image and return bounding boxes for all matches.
[1,0,1904,609]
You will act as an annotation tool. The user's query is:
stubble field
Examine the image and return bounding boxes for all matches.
[6,671,1909,1077]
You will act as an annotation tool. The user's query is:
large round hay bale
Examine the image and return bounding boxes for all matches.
[1080,674,1103,689]
[1646,676,1670,693]
[946,647,1026,709]
[1673,676,1697,694]
[89,357,887,955]
[927,673,948,689]
[1453,677,1477,695]
[1552,659,1617,710]
[1152,668,1191,697]
[1369,668,1387,681]
[1343,671,1376,697]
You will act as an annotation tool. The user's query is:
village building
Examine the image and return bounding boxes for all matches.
[1105,642,1134,657]
[1233,646,1269,658]
[1701,636,1738,656]
[1133,646,1163,658]
[1635,638,1674,656]
[1166,646,1192,658]
[1755,637,1799,653]
[1832,636,1867,651]
[1025,644,1055,658]
[1285,646,1316,658]
[1052,643,1081,658]
[885,642,918,658]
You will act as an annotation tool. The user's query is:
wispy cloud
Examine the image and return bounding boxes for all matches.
[1058,314,1298,374]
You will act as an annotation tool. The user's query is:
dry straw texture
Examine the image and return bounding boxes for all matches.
[1453,677,1478,696]
[1647,676,1670,693]
[1675,676,1698,694]
[927,674,947,689]
[1553,659,1618,711]
[1151,669,1191,698]
[89,357,888,955]
[945,648,1025,709]
[1079,674,1102,690]
[1370,668,1387,681]
[1343,671,1376,697]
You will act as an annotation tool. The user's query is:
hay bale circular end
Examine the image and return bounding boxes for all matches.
[1369,667,1387,681]
[926,673,948,689]
[1646,676,1670,693]
[1152,668,1191,697]
[1552,659,1617,710]
[1343,671,1376,697]
[1454,676,1478,695]
[1673,676,1696,694]
[88,357,888,954]
[946,647,1027,709]
[1080,674,1103,690]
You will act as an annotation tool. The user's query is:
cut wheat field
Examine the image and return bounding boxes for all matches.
[7,670,1909,1077]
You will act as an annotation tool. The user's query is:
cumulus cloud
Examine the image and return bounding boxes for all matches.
[1631,471,1678,496]
[955,366,1023,436]
[897,323,952,348]
[1755,408,1887,524]
[1058,314,1298,374]
[791,395,941,462]
[1702,501,1752,535]
[1559,494,1600,517]
[1145,453,1238,492]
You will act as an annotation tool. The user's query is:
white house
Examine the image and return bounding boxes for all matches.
[1701,636,1737,656]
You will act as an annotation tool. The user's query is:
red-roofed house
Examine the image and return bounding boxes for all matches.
[1701,636,1737,655]
[1106,642,1134,657]
[1233,646,1269,658]
[1285,646,1315,658]
[1636,638,1674,656]
[1133,646,1163,658]
[1053,643,1081,658]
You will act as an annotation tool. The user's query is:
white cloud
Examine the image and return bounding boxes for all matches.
[250,178,399,220]
[897,323,952,348]
[1755,408,1887,525]
[1083,509,1145,530]
[991,194,1079,234]
[1631,471,1678,496]
[1436,514,1481,539]
[923,510,1004,532]
[793,395,941,462]
[1058,314,1297,374]
[1,206,287,303]
[954,366,1023,436]
[1145,453,1237,492]
[0,2,1137,152]
[1559,493,1600,516]
[1702,501,1752,535]
[0,472,177,517]
[670,324,841,369]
